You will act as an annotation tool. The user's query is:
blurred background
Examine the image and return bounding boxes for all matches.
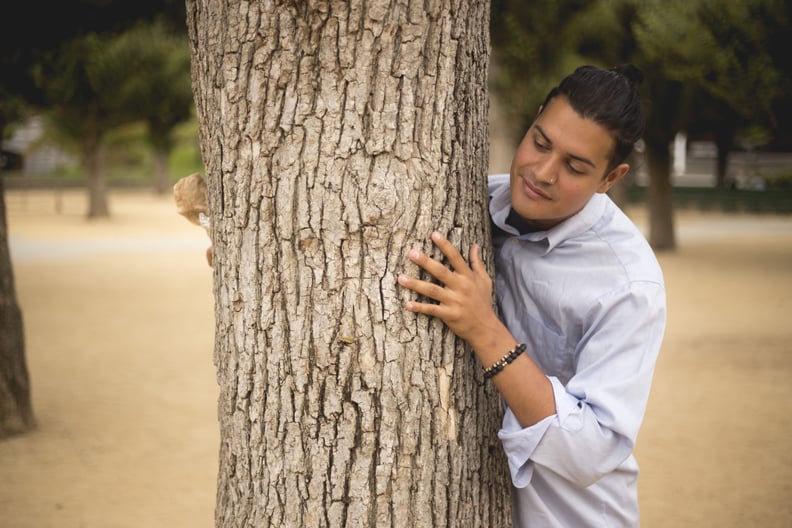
[0,1,790,527]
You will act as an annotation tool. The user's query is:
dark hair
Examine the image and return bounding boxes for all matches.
[540,64,645,170]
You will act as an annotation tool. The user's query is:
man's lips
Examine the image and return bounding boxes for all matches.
[520,176,552,200]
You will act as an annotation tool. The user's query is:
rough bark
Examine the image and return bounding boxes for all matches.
[0,166,35,438]
[186,1,509,527]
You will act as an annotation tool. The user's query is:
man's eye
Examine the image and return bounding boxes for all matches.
[533,139,549,152]
[567,163,585,175]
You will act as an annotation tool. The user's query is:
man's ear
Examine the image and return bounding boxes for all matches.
[597,163,630,194]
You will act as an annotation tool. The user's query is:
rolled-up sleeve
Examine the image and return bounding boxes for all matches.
[498,280,666,489]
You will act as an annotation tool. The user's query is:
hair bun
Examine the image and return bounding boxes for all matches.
[612,64,643,86]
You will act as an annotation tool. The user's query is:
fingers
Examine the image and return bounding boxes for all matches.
[469,242,493,292]
[469,243,481,271]
[429,231,470,274]
[469,243,487,277]
[399,234,494,340]
[399,274,452,320]
[398,232,478,310]
[404,298,444,318]
[406,247,455,287]
[398,273,449,305]
[406,232,470,286]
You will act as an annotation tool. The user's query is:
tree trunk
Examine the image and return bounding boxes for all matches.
[713,124,734,188]
[643,74,680,251]
[645,138,676,250]
[83,134,110,218]
[187,1,509,527]
[0,167,35,438]
[152,144,171,195]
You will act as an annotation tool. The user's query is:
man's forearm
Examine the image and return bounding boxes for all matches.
[470,315,556,428]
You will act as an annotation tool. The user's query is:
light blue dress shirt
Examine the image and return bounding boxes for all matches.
[488,174,666,527]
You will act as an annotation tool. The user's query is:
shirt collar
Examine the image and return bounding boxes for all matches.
[490,179,607,254]
[543,193,606,252]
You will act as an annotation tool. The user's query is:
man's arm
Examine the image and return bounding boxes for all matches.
[397,231,555,427]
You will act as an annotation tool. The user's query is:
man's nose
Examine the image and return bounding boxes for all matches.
[534,158,557,185]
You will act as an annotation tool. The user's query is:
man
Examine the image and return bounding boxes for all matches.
[397,65,666,526]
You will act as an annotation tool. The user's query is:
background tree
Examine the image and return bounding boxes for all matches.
[0,151,33,438]
[5,1,190,217]
[187,1,510,526]
[0,0,187,437]
[634,0,792,188]
[97,20,194,194]
[0,18,36,437]
[39,33,126,218]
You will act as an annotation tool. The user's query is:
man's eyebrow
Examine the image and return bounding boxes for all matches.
[534,124,597,169]
[534,124,551,143]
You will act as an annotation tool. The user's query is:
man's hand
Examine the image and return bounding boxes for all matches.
[173,173,209,227]
[399,232,557,426]
[397,231,500,348]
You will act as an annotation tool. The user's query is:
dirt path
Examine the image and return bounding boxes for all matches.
[1,189,791,527]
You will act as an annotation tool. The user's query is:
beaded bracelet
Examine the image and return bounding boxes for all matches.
[483,343,527,380]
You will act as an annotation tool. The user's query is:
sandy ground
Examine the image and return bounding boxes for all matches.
[0,188,790,527]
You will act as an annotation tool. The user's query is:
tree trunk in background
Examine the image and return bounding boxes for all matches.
[643,75,680,251]
[83,134,110,218]
[187,1,510,527]
[152,145,170,195]
[713,125,734,188]
[645,138,676,250]
[0,167,35,438]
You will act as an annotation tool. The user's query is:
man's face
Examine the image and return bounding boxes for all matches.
[509,96,628,231]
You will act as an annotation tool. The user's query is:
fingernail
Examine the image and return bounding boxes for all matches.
[397,274,408,284]
[409,249,420,259]
[431,231,442,241]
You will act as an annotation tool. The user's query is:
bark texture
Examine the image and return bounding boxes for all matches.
[187,1,509,526]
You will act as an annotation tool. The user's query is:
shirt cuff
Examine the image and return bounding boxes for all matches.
[549,376,586,432]
[497,376,584,488]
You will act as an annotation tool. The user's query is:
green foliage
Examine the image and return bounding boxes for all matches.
[633,0,789,122]
[37,32,125,142]
[94,19,194,145]
[490,0,595,128]
[490,0,648,133]
[0,1,193,190]
[37,17,193,143]
[168,119,204,177]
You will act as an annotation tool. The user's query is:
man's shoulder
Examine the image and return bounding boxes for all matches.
[595,199,664,284]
